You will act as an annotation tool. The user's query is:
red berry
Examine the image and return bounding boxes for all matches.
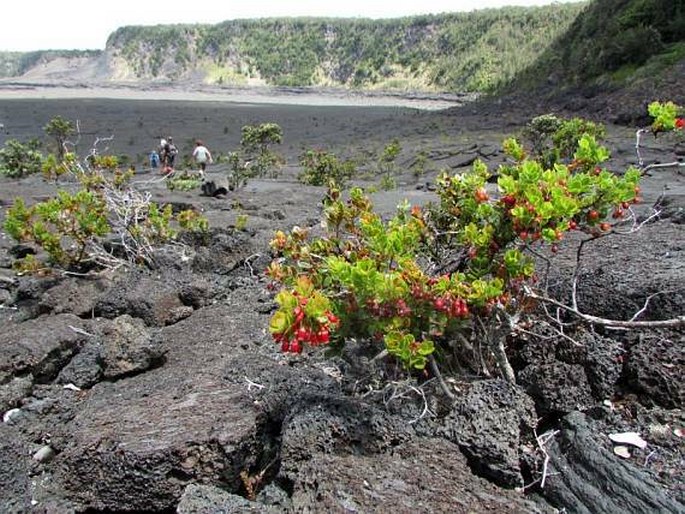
[294,306,305,323]
[676,118,685,130]
[317,328,330,344]
[600,222,611,232]
[291,340,302,353]
[501,194,516,207]
[587,210,599,222]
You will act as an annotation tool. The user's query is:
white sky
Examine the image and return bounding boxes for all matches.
[1,0,583,52]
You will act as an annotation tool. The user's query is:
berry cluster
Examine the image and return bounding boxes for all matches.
[272,292,340,353]
[365,298,412,318]
[432,295,469,318]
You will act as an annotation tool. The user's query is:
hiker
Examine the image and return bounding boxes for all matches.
[192,140,213,178]
[161,136,178,173]
[149,150,160,169]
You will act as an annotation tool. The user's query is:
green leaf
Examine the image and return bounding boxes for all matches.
[497,174,516,193]
[418,339,435,356]
[269,310,290,334]
[567,174,591,194]
[275,290,298,310]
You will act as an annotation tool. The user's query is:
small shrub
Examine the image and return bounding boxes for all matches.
[44,116,75,160]
[379,174,397,190]
[378,138,401,177]
[235,213,249,231]
[298,149,356,187]
[167,174,202,191]
[4,152,211,270]
[4,191,110,268]
[0,139,43,178]
[411,150,433,180]
[42,152,78,181]
[267,111,651,378]
[522,114,605,169]
[177,209,209,234]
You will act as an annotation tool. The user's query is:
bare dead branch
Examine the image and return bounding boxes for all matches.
[525,287,685,329]
[642,161,685,176]
[63,119,82,155]
[635,128,650,169]
[428,355,456,401]
[629,289,683,322]
[537,428,560,489]
[383,379,436,424]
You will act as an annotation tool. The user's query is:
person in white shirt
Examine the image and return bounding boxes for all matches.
[192,140,213,178]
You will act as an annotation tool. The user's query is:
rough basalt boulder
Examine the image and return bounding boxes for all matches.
[288,438,548,513]
[438,379,536,488]
[625,334,685,408]
[56,314,164,388]
[93,273,190,326]
[519,362,594,415]
[0,313,88,384]
[38,275,111,317]
[543,411,685,514]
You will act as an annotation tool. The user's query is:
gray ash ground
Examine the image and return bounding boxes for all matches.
[0,90,683,513]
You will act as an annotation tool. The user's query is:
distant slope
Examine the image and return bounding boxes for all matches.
[0,50,101,79]
[0,3,586,93]
[509,0,685,92]
[494,0,685,122]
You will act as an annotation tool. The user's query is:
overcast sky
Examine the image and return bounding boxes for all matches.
[1,0,583,52]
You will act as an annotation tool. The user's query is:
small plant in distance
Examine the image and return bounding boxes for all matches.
[0,139,43,178]
[298,149,356,188]
[264,104,684,385]
[167,172,203,191]
[44,115,75,161]
[378,138,401,189]
[411,150,433,180]
[240,122,285,179]
[176,208,210,234]
[224,123,285,187]
[521,114,606,169]
[4,151,210,271]
[42,152,79,181]
[4,191,109,269]
[235,213,249,231]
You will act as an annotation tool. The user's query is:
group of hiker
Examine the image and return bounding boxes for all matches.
[149,137,213,178]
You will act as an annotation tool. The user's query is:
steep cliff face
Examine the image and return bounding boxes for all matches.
[3,2,682,97]
[0,3,584,93]
[100,5,586,92]
[511,0,685,89]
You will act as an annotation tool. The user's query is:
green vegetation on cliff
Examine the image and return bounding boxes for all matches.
[511,0,685,88]
[105,3,585,92]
